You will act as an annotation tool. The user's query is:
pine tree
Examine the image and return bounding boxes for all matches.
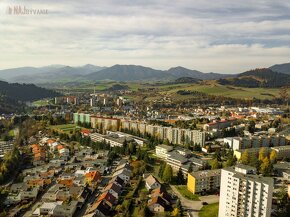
[177,168,185,184]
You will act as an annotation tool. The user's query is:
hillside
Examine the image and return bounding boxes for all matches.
[167,66,229,80]
[85,64,171,81]
[172,77,200,84]
[218,68,290,88]
[269,63,290,75]
[0,94,24,114]
[0,80,60,101]
[0,64,106,83]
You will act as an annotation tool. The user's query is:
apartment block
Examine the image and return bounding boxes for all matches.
[90,116,120,131]
[73,113,91,124]
[187,169,221,194]
[218,164,273,217]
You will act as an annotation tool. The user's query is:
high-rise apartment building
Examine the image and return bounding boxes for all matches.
[219,164,273,217]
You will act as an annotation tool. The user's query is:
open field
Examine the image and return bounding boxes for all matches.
[199,203,219,217]
[49,124,82,135]
[53,80,289,100]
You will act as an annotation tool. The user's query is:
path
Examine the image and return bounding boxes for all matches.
[170,185,219,217]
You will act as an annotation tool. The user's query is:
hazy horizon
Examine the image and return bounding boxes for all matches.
[1,0,290,73]
[0,62,287,75]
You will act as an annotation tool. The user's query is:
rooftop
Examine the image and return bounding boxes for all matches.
[190,169,221,178]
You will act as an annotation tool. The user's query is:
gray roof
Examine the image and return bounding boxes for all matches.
[223,166,273,185]
[167,151,188,163]
[156,144,173,151]
[190,169,221,178]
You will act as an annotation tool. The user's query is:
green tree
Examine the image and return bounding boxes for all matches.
[211,159,221,169]
[163,164,173,183]
[177,168,185,185]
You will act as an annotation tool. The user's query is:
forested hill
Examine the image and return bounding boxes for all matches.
[218,68,290,88]
[0,80,60,101]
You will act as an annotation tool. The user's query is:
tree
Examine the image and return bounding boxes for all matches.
[240,150,250,165]
[260,157,271,176]
[171,208,181,217]
[213,149,222,161]
[225,155,236,167]
[162,164,173,183]
[269,150,277,163]
[276,186,288,207]
[258,148,267,161]
[211,159,221,169]
[177,168,185,185]
[279,87,289,107]
[158,162,166,178]
[139,206,151,217]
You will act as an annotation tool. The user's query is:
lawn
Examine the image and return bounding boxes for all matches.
[199,203,219,217]
[49,124,82,135]
[32,99,51,107]
[175,185,200,201]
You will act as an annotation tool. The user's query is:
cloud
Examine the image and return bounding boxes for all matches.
[0,0,290,73]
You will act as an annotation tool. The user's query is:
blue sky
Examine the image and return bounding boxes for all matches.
[0,0,290,73]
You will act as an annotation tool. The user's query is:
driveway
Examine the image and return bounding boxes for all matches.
[170,185,219,217]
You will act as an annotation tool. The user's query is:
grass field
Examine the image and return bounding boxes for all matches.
[53,80,289,101]
[49,124,82,135]
[175,185,200,201]
[199,203,219,217]
[161,83,286,100]
[32,99,51,107]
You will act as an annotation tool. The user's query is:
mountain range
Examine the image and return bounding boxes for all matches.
[0,63,289,84]
[0,64,105,83]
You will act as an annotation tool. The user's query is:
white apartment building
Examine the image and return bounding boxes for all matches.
[219,164,273,217]
[231,135,286,151]
[155,144,173,159]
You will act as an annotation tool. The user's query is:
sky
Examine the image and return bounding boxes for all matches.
[0,0,290,73]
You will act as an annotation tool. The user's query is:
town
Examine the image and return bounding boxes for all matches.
[1,1,290,217]
[0,89,289,217]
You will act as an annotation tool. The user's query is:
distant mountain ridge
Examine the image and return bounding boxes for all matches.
[0,64,106,83]
[1,63,290,84]
[85,64,230,81]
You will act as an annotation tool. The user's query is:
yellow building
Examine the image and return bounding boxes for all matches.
[187,169,221,194]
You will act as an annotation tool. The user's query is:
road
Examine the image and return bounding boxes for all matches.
[170,185,219,217]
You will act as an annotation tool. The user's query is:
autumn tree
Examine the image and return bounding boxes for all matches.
[258,148,267,161]
[269,150,277,163]
[240,150,250,165]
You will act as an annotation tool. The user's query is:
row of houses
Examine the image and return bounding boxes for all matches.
[85,160,132,217]
[144,174,173,213]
